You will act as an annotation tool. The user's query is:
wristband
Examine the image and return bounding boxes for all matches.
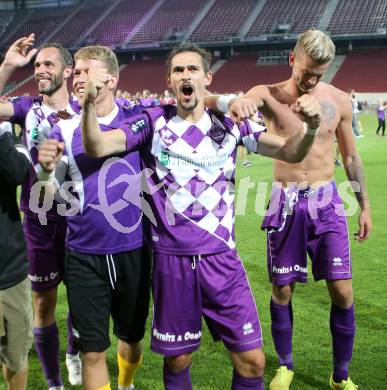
[216,94,236,113]
[303,122,320,136]
[37,166,55,182]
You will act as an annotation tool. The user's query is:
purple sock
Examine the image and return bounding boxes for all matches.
[66,313,79,355]
[34,322,63,388]
[232,370,264,390]
[330,304,356,383]
[270,298,294,370]
[163,359,192,390]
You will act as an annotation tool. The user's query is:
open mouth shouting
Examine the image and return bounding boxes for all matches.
[180,82,194,101]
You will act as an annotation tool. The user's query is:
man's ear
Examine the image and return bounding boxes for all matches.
[63,66,73,79]
[109,74,119,90]
[289,52,295,67]
[204,71,213,87]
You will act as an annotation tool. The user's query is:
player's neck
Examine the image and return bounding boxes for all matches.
[283,79,305,98]
[176,102,205,123]
[43,87,70,111]
[96,97,115,118]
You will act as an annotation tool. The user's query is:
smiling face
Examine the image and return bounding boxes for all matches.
[289,50,330,93]
[72,58,117,107]
[34,47,71,96]
[167,51,212,113]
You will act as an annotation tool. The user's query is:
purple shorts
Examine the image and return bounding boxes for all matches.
[23,214,67,292]
[261,182,351,285]
[151,249,263,356]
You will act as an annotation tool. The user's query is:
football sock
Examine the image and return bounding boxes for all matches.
[34,322,63,388]
[232,370,264,390]
[163,359,192,390]
[118,353,142,388]
[270,298,294,370]
[330,304,355,383]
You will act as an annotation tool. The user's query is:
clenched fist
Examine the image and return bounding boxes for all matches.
[291,94,321,130]
[228,96,264,123]
[84,67,112,103]
[38,139,64,173]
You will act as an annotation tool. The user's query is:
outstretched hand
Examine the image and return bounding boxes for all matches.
[3,34,38,69]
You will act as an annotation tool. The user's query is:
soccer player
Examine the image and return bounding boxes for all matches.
[0,35,81,389]
[38,46,150,390]
[376,99,387,136]
[0,124,33,390]
[79,43,321,390]
[231,29,372,390]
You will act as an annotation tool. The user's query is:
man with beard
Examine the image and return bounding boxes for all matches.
[77,43,322,390]
[38,45,150,390]
[0,34,81,389]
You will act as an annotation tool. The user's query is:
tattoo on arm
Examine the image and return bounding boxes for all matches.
[344,155,368,208]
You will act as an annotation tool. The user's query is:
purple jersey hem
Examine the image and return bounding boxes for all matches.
[29,275,62,292]
[271,276,308,286]
[314,273,352,282]
[150,341,200,356]
[151,245,230,256]
[225,338,263,353]
[67,239,144,256]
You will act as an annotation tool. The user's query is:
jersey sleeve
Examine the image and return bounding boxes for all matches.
[238,119,267,153]
[9,96,33,125]
[120,108,163,152]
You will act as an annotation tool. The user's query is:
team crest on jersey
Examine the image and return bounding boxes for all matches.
[209,113,229,145]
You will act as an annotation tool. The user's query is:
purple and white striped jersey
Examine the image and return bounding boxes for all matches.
[9,95,80,219]
[121,105,266,255]
[51,104,143,255]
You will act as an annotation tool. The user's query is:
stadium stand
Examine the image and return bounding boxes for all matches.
[9,77,38,97]
[85,0,154,47]
[247,0,329,36]
[189,0,256,42]
[209,54,291,93]
[49,0,108,47]
[117,59,166,93]
[130,0,207,44]
[332,49,387,92]
[328,0,387,34]
[1,9,71,49]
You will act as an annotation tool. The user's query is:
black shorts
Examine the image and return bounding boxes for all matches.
[64,247,151,352]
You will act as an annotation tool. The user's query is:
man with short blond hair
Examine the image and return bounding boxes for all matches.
[232,29,371,390]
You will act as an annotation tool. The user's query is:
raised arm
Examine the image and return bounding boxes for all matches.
[81,68,142,158]
[256,94,321,162]
[0,34,37,93]
[336,95,371,241]
[204,92,263,123]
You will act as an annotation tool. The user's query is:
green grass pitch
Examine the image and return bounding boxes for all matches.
[15,113,386,390]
